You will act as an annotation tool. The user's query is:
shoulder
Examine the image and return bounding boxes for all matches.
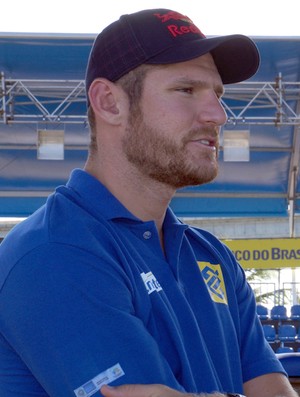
[186,225,237,264]
[0,186,100,290]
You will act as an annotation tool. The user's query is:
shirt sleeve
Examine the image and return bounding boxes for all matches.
[0,243,184,397]
[221,243,286,382]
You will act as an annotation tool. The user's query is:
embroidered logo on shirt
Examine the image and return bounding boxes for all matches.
[141,271,163,295]
[197,262,228,304]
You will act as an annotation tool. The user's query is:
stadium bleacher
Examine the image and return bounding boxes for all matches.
[257,304,300,391]
[257,304,300,353]
[276,352,300,393]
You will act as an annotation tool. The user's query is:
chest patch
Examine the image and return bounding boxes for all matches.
[197,262,228,305]
[140,271,163,295]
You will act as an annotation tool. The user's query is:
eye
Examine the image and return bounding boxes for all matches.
[176,87,194,94]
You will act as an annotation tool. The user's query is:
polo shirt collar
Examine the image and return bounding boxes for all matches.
[66,169,138,222]
[66,169,189,233]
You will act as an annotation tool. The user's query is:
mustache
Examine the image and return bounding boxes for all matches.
[182,126,219,145]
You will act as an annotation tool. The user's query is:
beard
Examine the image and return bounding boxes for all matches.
[122,109,219,189]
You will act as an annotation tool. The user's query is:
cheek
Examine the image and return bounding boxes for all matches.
[142,99,194,133]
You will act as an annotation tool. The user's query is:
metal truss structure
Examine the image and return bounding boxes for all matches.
[0,71,299,234]
[0,72,300,126]
[223,74,300,127]
[0,74,87,125]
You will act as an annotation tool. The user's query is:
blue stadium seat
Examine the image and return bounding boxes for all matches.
[278,324,297,342]
[256,304,269,320]
[270,305,288,320]
[277,352,300,377]
[276,346,294,353]
[290,304,300,320]
[262,324,276,342]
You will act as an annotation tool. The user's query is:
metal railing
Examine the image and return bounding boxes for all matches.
[249,281,300,307]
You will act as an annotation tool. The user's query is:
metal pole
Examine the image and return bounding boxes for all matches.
[1,72,7,124]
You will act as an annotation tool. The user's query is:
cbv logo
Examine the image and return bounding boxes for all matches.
[197,262,228,305]
[141,272,162,295]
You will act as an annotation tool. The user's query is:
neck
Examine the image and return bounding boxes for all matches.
[84,155,175,235]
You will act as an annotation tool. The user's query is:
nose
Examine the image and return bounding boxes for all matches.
[199,92,227,127]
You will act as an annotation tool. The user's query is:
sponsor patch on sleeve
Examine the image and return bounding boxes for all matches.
[74,363,125,397]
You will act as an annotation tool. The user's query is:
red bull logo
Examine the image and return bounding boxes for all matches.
[154,11,194,24]
[154,11,205,39]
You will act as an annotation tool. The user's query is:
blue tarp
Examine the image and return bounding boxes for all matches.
[0,34,299,218]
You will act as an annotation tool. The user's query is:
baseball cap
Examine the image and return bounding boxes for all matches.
[86,8,260,98]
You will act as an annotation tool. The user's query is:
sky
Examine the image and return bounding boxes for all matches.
[1,0,300,36]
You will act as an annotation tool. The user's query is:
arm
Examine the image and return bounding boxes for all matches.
[101,384,226,397]
[100,377,298,397]
[243,373,298,397]
[0,244,185,396]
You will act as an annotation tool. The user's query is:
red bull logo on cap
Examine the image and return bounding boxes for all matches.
[154,11,205,39]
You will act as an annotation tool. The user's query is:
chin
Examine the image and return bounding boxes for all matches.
[170,172,217,189]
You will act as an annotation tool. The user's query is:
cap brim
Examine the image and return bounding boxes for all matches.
[145,34,260,84]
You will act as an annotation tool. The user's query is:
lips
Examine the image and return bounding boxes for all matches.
[195,138,218,151]
[184,128,219,151]
[199,139,214,147]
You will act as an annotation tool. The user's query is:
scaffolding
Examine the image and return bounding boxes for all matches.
[1,73,300,126]
[0,72,299,233]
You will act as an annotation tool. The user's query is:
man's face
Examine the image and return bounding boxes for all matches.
[122,53,227,189]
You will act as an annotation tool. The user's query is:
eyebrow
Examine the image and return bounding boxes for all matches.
[174,78,225,97]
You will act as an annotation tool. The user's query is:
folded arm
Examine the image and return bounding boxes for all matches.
[100,372,298,397]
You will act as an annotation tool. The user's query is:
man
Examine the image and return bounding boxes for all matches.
[0,8,297,397]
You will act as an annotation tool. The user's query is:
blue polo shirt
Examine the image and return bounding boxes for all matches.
[0,169,284,397]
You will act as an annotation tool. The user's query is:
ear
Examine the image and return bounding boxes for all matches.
[88,78,125,125]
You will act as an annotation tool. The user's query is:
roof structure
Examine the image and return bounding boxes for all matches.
[0,33,299,234]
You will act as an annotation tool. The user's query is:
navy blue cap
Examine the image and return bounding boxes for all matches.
[86,9,260,99]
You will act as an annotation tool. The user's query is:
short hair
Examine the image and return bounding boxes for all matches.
[87,63,152,155]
